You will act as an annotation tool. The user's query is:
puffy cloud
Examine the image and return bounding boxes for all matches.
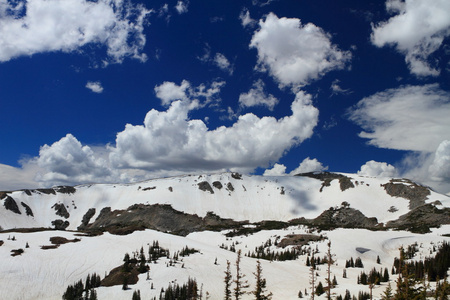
[154,80,225,107]
[35,134,114,185]
[263,163,287,176]
[0,0,151,64]
[109,90,318,173]
[290,157,328,175]
[239,8,256,28]
[263,157,327,176]
[238,79,278,110]
[214,53,234,75]
[250,13,351,88]
[371,0,450,76]
[348,84,450,152]
[154,80,190,106]
[85,81,104,93]
[429,140,450,181]
[175,1,188,14]
[358,160,397,178]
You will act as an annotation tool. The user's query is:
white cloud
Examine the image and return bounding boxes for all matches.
[250,13,351,89]
[109,90,318,173]
[371,0,450,76]
[175,1,188,14]
[0,0,151,64]
[214,53,234,75]
[0,163,40,191]
[239,8,256,28]
[330,79,351,96]
[289,157,328,175]
[238,79,278,110]
[429,140,450,181]
[358,160,397,178]
[348,84,450,152]
[154,80,225,107]
[263,163,287,176]
[85,81,104,93]
[263,157,327,176]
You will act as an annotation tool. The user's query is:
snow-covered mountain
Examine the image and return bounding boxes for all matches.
[1,172,449,299]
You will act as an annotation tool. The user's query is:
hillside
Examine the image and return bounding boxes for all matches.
[1,172,450,299]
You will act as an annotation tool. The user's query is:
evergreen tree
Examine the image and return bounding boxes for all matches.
[381,282,394,300]
[233,250,249,300]
[315,281,325,296]
[224,260,232,300]
[252,260,272,300]
[132,290,141,300]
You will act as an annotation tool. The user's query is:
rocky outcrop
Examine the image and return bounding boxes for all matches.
[296,172,355,192]
[78,208,96,229]
[4,196,21,214]
[84,204,242,236]
[311,207,379,229]
[381,179,430,209]
[198,181,214,194]
[386,203,450,233]
[52,219,69,230]
[52,203,70,219]
[21,202,33,217]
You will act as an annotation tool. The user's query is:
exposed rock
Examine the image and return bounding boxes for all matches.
[382,179,430,209]
[51,219,69,230]
[212,181,223,189]
[78,208,96,229]
[226,182,234,192]
[84,204,242,236]
[311,207,379,229]
[386,204,450,233]
[54,186,76,194]
[231,172,242,180]
[49,236,80,245]
[297,172,355,192]
[21,202,33,217]
[0,240,3,246]
[52,203,70,219]
[198,181,214,194]
[278,234,323,248]
[35,189,56,195]
[11,249,24,256]
[168,186,173,192]
[4,196,21,214]
[142,186,156,191]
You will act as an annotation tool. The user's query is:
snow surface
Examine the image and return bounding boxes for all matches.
[1,173,449,299]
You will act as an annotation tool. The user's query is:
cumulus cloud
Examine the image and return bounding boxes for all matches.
[290,157,328,175]
[0,0,151,64]
[175,1,188,14]
[250,13,351,88]
[371,0,450,76]
[348,84,450,152]
[358,160,397,178]
[213,53,234,75]
[109,90,318,172]
[263,157,327,176]
[86,81,104,93]
[263,163,287,176]
[154,80,225,107]
[239,8,256,28]
[0,163,40,191]
[35,134,114,185]
[429,140,450,181]
[238,79,278,110]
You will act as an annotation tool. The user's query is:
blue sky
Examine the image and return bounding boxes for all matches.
[1,0,450,193]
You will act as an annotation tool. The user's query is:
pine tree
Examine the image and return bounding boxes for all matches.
[224,260,232,300]
[233,250,249,300]
[252,260,272,300]
[310,250,316,300]
[381,282,393,300]
[315,281,325,296]
[132,290,141,300]
[326,241,335,300]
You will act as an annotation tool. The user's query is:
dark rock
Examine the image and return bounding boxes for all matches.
[278,234,322,248]
[78,208,96,229]
[212,181,223,189]
[51,219,69,230]
[36,189,56,195]
[54,186,76,194]
[198,181,214,194]
[296,172,355,192]
[226,182,234,192]
[231,172,242,180]
[21,202,33,217]
[4,196,21,214]
[142,186,156,191]
[386,204,450,233]
[382,179,430,209]
[312,207,378,229]
[52,203,70,219]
